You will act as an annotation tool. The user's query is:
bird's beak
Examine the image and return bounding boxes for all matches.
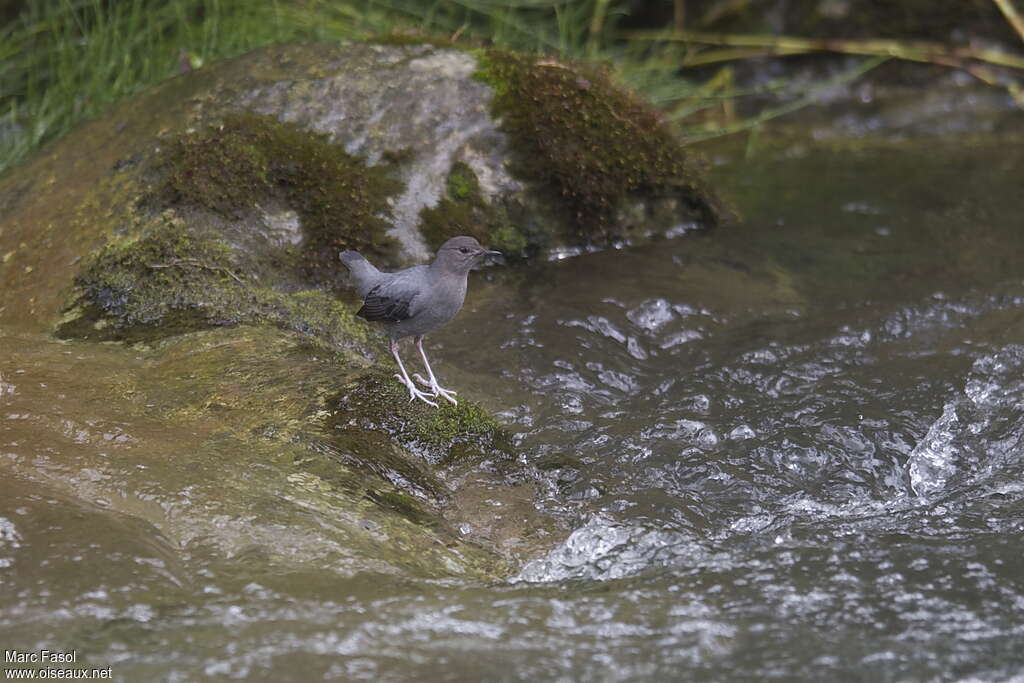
[476,248,502,267]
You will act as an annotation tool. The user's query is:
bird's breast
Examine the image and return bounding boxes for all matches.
[425,277,467,323]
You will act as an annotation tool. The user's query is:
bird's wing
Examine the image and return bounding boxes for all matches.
[356,268,425,323]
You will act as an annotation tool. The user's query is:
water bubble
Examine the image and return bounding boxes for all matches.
[729,425,756,440]
[627,299,676,332]
[907,345,1024,497]
[514,515,708,583]
[0,517,21,548]
[660,330,703,349]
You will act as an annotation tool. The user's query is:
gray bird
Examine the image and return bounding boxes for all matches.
[340,236,500,407]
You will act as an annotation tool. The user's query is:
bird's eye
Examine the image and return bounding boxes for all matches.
[459,247,470,254]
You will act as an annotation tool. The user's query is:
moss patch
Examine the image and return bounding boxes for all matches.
[474,50,723,242]
[67,220,245,335]
[420,162,528,255]
[275,289,373,350]
[162,111,401,276]
[55,112,395,346]
[60,220,372,348]
[330,369,516,470]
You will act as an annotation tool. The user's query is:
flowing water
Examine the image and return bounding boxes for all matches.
[3,135,1024,680]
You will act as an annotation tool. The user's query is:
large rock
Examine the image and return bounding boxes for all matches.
[0,40,721,577]
[1,40,723,333]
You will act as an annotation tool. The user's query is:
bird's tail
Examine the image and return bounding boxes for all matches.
[339,250,366,269]
[339,250,381,297]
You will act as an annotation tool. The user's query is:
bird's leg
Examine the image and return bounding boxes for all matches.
[389,339,438,407]
[411,336,458,405]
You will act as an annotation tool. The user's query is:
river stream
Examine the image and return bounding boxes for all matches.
[3,135,1024,680]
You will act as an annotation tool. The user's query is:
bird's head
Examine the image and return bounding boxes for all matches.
[433,236,501,273]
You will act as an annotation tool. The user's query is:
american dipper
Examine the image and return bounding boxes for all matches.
[340,236,500,407]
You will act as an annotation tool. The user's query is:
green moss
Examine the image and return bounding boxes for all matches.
[61,219,372,349]
[331,369,516,469]
[276,289,372,350]
[163,112,401,275]
[58,113,409,344]
[420,162,529,255]
[474,50,723,242]
[447,161,480,201]
[488,224,528,254]
[69,220,246,335]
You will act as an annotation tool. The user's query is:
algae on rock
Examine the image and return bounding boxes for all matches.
[332,369,516,470]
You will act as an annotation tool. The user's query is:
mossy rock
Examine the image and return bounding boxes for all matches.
[62,221,244,336]
[331,369,516,471]
[420,162,529,255]
[98,324,523,577]
[161,111,400,277]
[57,217,373,349]
[2,41,726,339]
[0,40,719,577]
[56,110,407,344]
[418,47,726,256]
[473,49,725,244]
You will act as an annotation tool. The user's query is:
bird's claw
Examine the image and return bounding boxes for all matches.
[411,373,458,405]
[394,373,439,407]
[436,389,458,405]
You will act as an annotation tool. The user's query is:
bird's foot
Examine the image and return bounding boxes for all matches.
[412,373,458,405]
[394,373,439,407]
[432,385,459,405]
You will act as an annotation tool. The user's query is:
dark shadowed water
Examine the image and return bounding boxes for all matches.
[3,135,1024,680]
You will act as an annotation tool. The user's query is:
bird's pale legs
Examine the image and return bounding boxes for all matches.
[389,339,439,407]
[412,335,458,404]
